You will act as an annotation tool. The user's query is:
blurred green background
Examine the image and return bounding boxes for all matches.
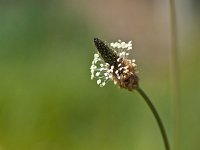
[0,0,199,150]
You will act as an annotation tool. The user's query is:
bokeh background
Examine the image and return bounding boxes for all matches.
[0,0,199,150]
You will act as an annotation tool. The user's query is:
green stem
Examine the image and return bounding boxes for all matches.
[169,0,181,149]
[136,87,170,150]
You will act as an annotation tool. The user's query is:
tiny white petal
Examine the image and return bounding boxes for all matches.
[127,47,132,50]
[95,72,100,76]
[90,65,97,70]
[117,58,121,62]
[111,43,116,48]
[123,69,129,73]
[100,64,104,67]
[91,75,94,80]
[128,43,132,47]
[121,42,126,48]
[94,59,99,63]
[94,54,99,58]
[120,52,126,57]
[124,66,128,69]
[97,79,101,85]
[110,43,114,47]
[101,82,106,86]
[117,43,121,48]
[132,63,136,67]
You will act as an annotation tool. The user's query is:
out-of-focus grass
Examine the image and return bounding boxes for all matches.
[179,36,200,150]
[0,2,143,150]
[0,1,199,150]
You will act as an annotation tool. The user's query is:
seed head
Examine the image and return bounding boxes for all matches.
[90,37,139,91]
[93,38,119,67]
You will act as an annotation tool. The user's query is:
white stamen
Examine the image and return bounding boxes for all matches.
[95,72,100,76]
[128,47,132,50]
[100,68,104,71]
[124,66,129,69]
[121,42,126,48]
[117,58,121,62]
[104,73,108,76]
[117,44,121,48]
[101,82,106,86]
[123,69,129,73]
[132,63,136,67]
[94,54,99,58]
[97,79,101,85]
[120,52,126,57]
[91,74,94,80]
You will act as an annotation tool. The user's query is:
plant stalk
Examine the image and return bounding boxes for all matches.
[136,87,170,150]
[169,0,181,150]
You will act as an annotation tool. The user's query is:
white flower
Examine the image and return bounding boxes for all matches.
[97,79,101,85]
[90,39,138,89]
[90,51,114,87]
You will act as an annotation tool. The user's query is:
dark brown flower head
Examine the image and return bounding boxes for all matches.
[91,38,139,91]
[93,38,119,68]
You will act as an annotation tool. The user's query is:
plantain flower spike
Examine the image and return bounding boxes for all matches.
[90,37,139,91]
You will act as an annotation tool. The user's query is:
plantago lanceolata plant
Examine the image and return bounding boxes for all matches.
[91,38,138,90]
[90,37,170,150]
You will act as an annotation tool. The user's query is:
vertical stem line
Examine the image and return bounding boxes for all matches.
[169,0,181,150]
[136,87,170,150]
